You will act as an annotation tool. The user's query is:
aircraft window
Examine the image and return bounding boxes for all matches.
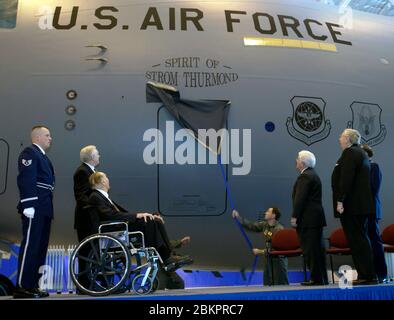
[0,0,18,29]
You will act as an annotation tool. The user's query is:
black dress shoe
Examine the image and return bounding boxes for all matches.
[173,255,193,267]
[353,278,379,285]
[76,288,87,295]
[301,280,328,286]
[378,278,390,284]
[33,288,50,298]
[13,288,41,299]
[164,255,194,272]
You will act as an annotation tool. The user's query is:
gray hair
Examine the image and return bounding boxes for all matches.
[298,150,316,169]
[342,129,361,145]
[80,145,97,163]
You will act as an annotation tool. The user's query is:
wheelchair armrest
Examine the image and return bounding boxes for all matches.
[99,221,129,234]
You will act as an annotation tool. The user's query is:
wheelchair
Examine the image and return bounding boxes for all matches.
[69,221,163,296]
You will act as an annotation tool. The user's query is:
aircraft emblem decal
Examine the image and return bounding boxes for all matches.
[22,159,32,167]
[347,101,386,146]
[286,96,331,146]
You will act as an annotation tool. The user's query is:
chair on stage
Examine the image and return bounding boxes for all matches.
[382,224,394,253]
[267,228,307,285]
[382,224,394,282]
[326,228,351,283]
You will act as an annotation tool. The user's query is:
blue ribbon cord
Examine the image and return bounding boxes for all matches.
[217,154,258,285]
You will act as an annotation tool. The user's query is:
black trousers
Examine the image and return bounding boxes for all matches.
[297,227,328,284]
[17,214,52,289]
[128,219,172,261]
[76,228,94,289]
[157,266,185,289]
[340,214,376,280]
[367,217,387,279]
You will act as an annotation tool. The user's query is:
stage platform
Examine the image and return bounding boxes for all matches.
[2,283,394,300]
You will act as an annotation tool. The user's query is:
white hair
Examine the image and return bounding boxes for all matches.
[80,145,97,163]
[298,150,316,169]
[342,129,361,145]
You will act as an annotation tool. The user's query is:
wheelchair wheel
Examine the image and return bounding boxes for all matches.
[70,234,131,296]
[132,274,153,295]
[114,254,144,294]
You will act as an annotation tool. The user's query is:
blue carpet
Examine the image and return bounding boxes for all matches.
[113,284,394,300]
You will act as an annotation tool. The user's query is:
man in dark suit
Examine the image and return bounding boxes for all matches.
[292,150,328,286]
[332,129,377,285]
[361,144,388,283]
[88,171,192,271]
[73,145,100,292]
[73,145,100,242]
[14,126,55,299]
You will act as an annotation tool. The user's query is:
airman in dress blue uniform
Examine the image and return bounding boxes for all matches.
[13,126,55,299]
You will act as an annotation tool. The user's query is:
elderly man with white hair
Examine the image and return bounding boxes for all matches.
[72,145,101,293]
[292,150,328,286]
[331,129,377,285]
[73,145,100,240]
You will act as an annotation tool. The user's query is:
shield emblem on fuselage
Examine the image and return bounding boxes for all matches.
[347,102,386,146]
[286,96,331,146]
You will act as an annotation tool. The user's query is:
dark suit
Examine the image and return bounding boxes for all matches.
[73,163,95,241]
[367,162,387,279]
[370,162,382,220]
[88,189,172,261]
[292,167,328,284]
[73,163,96,290]
[331,144,376,280]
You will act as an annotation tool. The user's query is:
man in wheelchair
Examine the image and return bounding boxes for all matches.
[87,171,193,272]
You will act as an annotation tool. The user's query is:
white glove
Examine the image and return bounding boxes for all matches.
[23,207,35,219]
